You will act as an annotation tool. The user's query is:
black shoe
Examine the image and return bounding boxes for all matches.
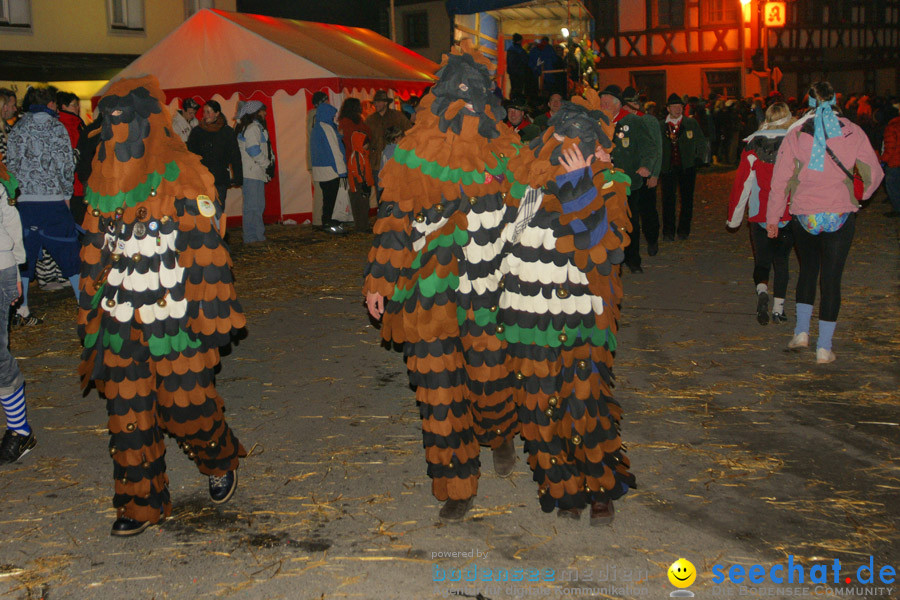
[439,497,474,522]
[627,263,643,274]
[209,470,238,504]
[756,292,769,325]
[492,438,516,478]
[589,500,615,526]
[110,517,153,537]
[663,234,675,242]
[647,242,659,257]
[557,507,582,520]
[771,311,788,324]
[0,429,36,464]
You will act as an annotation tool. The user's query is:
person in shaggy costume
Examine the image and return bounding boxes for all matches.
[77,75,246,536]
[498,90,636,525]
[364,42,523,521]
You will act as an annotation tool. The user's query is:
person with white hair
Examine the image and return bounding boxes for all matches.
[235,100,274,244]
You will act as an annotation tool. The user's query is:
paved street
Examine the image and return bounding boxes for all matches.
[1,168,897,600]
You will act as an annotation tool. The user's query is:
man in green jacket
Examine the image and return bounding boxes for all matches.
[600,85,660,273]
[660,93,707,240]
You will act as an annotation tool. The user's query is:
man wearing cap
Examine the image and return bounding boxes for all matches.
[621,86,663,258]
[659,93,706,241]
[503,96,540,143]
[172,98,199,143]
[365,90,411,196]
[598,85,660,273]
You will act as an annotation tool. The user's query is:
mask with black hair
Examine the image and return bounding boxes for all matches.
[429,52,505,139]
[97,85,162,162]
[529,101,611,165]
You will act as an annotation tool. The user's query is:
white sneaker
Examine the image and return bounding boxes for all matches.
[788,332,809,349]
[816,348,836,364]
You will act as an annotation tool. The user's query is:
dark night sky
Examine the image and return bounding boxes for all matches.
[235,0,384,31]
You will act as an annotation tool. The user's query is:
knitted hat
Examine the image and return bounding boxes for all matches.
[236,100,264,119]
[666,93,684,106]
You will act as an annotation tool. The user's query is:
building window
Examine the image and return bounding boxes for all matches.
[595,1,617,36]
[184,0,213,19]
[654,0,685,28]
[703,0,738,24]
[0,0,31,28]
[109,0,144,31]
[403,11,428,49]
[794,1,824,25]
[704,69,740,99]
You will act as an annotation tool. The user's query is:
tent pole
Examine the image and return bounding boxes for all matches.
[390,0,396,42]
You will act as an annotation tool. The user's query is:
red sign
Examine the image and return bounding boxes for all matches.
[764,2,786,27]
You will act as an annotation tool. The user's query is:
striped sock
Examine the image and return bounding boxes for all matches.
[1,384,30,435]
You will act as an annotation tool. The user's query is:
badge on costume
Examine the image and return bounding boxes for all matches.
[686,130,694,139]
[197,195,216,218]
[621,138,630,148]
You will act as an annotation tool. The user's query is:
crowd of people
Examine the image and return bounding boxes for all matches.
[0,46,895,538]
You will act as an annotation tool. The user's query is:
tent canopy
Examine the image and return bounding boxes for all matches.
[96,9,438,98]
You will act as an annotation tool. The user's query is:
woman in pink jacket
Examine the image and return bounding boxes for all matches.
[766,82,884,364]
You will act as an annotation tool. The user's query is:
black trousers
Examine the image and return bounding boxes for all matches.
[749,223,794,299]
[623,182,661,267]
[319,178,340,226]
[792,213,855,322]
[660,166,696,238]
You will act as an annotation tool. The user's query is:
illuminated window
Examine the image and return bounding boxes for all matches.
[109,0,144,31]
[403,11,428,49]
[704,0,738,24]
[185,0,214,19]
[655,0,685,28]
[704,69,740,99]
[0,0,31,28]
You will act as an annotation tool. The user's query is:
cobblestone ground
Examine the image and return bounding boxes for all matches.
[0,168,897,599]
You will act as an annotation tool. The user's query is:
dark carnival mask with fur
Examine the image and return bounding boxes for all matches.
[530,102,612,164]
[97,85,162,163]
[430,52,505,139]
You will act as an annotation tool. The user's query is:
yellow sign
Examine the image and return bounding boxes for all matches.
[764,1,786,27]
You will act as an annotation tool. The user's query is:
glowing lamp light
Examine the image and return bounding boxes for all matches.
[561,27,569,38]
[741,0,752,23]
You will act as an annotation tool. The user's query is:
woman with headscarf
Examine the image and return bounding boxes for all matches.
[767,82,883,363]
[727,102,796,325]
[235,100,274,244]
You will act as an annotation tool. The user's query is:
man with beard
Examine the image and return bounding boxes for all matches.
[78,76,246,536]
[364,42,522,521]
[498,91,636,524]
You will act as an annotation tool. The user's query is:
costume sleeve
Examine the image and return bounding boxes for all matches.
[767,131,797,225]
[176,197,246,348]
[362,197,412,297]
[0,186,24,266]
[727,148,756,228]
[643,115,663,177]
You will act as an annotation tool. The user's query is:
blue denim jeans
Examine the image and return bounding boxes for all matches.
[241,178,266,243]
[0,266,24,396]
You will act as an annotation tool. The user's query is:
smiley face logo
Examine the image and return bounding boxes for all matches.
[668,558,697,588]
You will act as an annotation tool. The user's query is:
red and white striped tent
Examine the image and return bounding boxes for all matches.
[95,9,438,225]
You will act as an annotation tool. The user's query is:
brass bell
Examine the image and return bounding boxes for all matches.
[549,457,558,465]
[115,207,124,216]
[577,360,588,370]
[83,197,90,204]
[545,408,554,417]
[515,371,524,380]
[149,188,157,197]
[106,298,116,308]
[501,192,508,199]
[156,298,167,307]
[136,207,148,220]
[415,213,425,223]
[468,197,477,206]
[571,435,582,445]
[498,278,505,289]
[91,208,101,217]
[160,216,170,224]
[558,333,568,343]
[599,486,606,493]
[434,203,444,213]
[448,461,456,469]
[132,253,141,262]
[548,396,559,407]
[489,305,497,313]
[188,451,196,459]
[499,153,506,159]
[111,254,121,263]
[208,441,217,448]
[142,461,151,469]
[125,422,136,432]
[538,487,547,496]
[584,483,592,492]
[556,288,570,299]
[496,324,505,334]
[109,446,117,456]
[121,477,128,484]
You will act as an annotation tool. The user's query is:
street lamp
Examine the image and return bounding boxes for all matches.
[739,0,751,98]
